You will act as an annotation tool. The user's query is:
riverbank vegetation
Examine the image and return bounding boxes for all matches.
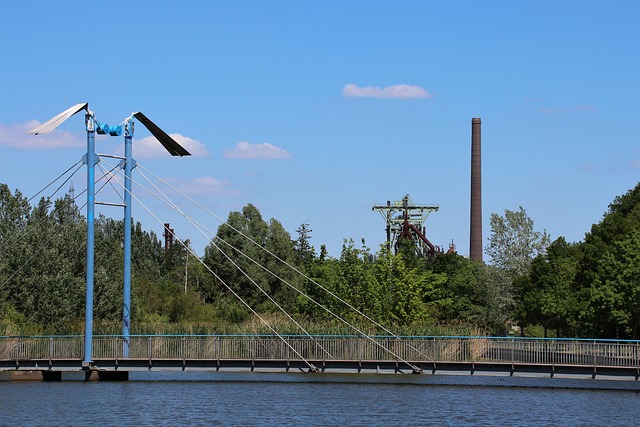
[1,182,638,339]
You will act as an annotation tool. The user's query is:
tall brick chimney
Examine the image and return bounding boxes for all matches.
[470,118,483,261]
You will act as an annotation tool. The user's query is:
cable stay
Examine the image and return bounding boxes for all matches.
[80,162,123,203]
[4,150,431,372]
[108,174,319,372]
[101,158,334,361]
[97,162,127,206]
[134,163,432,367]
[1,163,126,291]
[0,196,89,293]
[1,161,84,258]
[27,160,84,203]
[213,236,423,370]
[123,161,427,371]
[131,163,409,363]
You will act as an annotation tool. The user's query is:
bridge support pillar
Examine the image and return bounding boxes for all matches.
[85,370,129,381]
[42,371,62,381]
[7,371,62,381]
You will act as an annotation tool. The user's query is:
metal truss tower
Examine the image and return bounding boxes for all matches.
[372,194,442,259]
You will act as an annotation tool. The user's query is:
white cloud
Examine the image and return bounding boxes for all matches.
[342,83,433,99]
[0,122,209,160]
[132,133,209,158]
[224,141,291,159]
[167,176,238,196]
[0,120,85,149]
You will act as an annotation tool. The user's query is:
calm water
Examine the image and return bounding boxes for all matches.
[1,373,639,426]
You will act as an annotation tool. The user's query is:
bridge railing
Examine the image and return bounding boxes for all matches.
[1,335,638,368]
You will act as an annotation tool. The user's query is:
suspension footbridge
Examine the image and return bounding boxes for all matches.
[1,335,639,382]
[2,104,639,385]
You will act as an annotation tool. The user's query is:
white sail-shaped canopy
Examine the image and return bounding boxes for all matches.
[27,102,89,135]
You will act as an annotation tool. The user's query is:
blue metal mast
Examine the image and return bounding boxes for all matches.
[83,112,96,366]
[122,120,134,357]
[28,104,190,367]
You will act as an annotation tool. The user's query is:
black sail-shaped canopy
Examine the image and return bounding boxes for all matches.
[133,112,191,157]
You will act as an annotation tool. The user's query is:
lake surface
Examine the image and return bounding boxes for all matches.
[1,373,639,426]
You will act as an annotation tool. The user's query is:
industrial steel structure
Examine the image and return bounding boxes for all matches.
[374,118,483,261]
[372,194,443,259]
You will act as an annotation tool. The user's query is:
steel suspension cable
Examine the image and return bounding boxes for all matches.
[2,159,122,256]
[106,171,319,372]
[131,163,426,369]
[97,162,126,205]
[131,164,404,364]
[195,238,334,359]
[103,160,334,360]
[1,160,126,292]
[0,177,110,292]
[135,164,431,363]
[101,161,330,358]
[27,160,83,203]
[213,236,425,370]
[1,162,84,257]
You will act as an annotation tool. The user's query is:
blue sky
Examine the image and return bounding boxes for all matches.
[1,0,639,258]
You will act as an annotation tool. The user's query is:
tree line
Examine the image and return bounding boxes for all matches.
[0,182,638,338]
[512,184,639,339]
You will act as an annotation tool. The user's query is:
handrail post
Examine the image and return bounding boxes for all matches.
[511,337,514,365]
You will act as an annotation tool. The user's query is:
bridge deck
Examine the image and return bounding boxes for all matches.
[1,358,638,381]
[1,335,638,381]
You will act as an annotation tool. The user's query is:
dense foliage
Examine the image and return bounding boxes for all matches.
[514,184,640,338]
[1,182,638,338]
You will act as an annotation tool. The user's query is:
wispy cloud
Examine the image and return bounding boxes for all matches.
[539,103,596,114]
[342,83,433,99]
[132,134,209,158]
[579,163,597,173]
[0,120,85,149]
[224,141,291,159]
[167,176,238,196]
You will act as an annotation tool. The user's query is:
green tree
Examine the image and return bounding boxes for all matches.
[294,223,316,268]
[486,206,550,278]
[337,239,380,321]
[0,184,32,320]
[373,248,445,324]
[474,264,513,334]
[203,204,299,313]
[262,218,299,312]
[585,230,640,338]
[299,255,342,319]
[576,183,640,338]
[519,237,581,337]
[15,196,86,331]
[427,253,483,324]
[93,215,124,322]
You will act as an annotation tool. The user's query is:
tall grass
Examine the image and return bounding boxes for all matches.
[2,311,485,337]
